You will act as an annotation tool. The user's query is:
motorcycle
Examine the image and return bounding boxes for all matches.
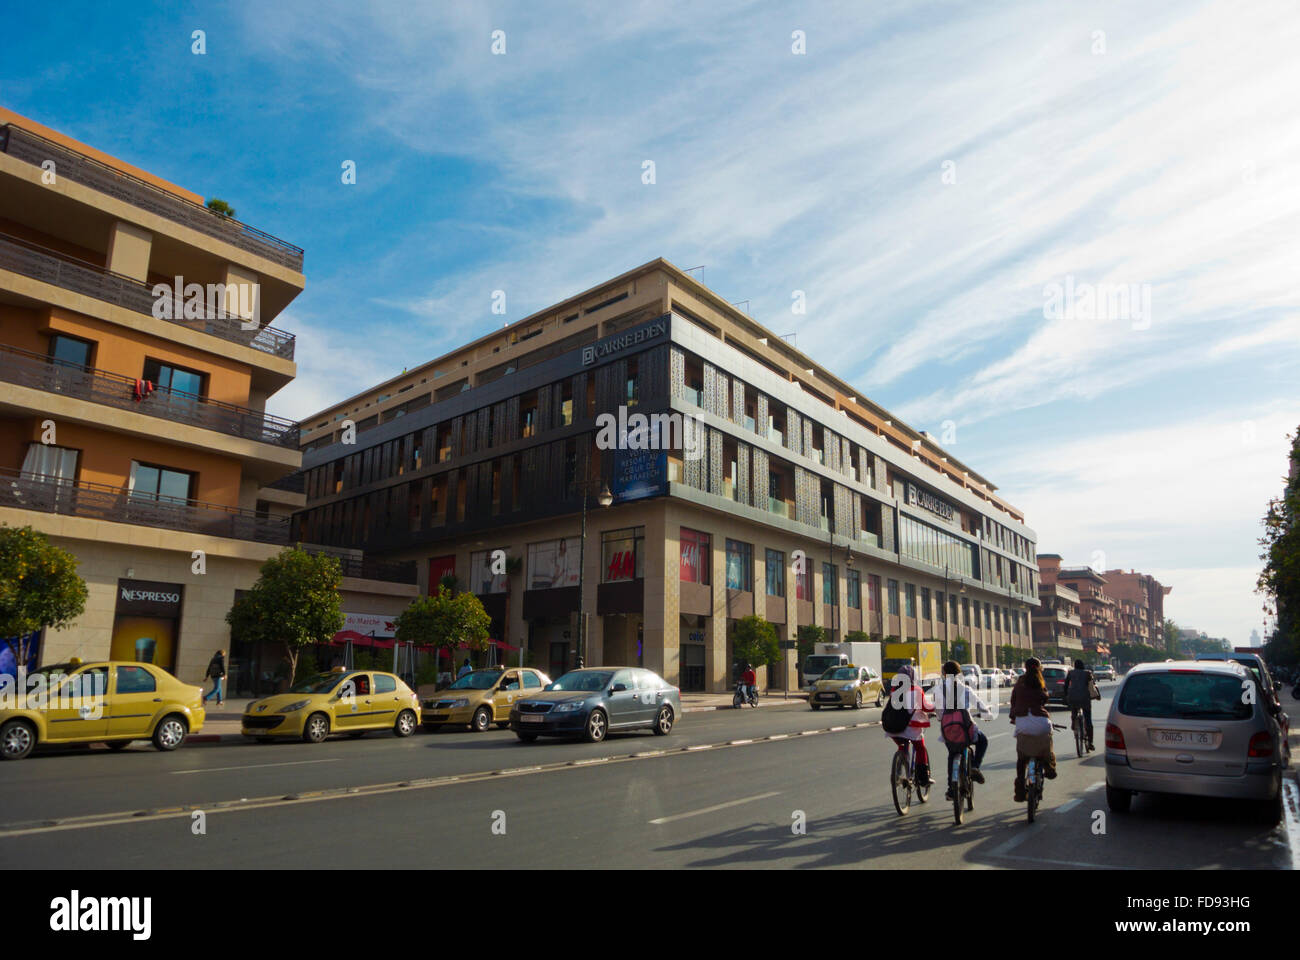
[733,683,758,708]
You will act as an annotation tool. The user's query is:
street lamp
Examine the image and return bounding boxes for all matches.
[574,464,613,671]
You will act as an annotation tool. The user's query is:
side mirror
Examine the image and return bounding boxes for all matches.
[611,683,628,693]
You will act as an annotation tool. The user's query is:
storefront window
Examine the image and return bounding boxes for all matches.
[847,569,861,609]
[602,527,645,582]
[822,563,837,605]
[680,528,710,584]
[468,549,508,594]
[726,539,753,591]
[527,538,580,589]
[765,549,785,597]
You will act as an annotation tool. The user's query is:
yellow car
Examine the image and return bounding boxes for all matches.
[242,668,421,743]
[422,666,553,732]
[809,664,884,710]
[0,659,205,761]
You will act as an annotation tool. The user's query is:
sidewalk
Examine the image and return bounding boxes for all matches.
[186,691,809,742]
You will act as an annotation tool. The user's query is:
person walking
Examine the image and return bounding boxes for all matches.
[457,656,473,679]
[204,649,227,707]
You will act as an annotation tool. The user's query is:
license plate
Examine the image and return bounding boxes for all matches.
[1150,729,1215,747]
[520,714,544,723]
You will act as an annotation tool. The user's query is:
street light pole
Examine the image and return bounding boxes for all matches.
[573,443,613,671]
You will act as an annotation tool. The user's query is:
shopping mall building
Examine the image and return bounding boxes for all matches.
[293,259,1040,691]
[0,108,415,691]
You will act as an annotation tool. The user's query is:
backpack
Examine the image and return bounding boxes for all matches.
[881,695,910,734]
[940,709,973,745]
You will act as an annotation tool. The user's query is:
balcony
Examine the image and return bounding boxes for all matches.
[0,343,299,448]
[768,497,792,519]
[683,386,703,407]
[0,124,305,272]
[302,547,418,584]
[0,232,296,360]
[1,467,290,545]
[859,529,881,549]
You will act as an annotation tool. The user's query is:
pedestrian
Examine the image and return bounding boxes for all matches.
[204,649,227,707]
[1008,657,1056,802]
[457,656,473,679]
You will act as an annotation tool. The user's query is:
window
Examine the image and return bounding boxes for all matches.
[374,674,396,694]
[680,528,711,584]
[995,607,1002,632]
[143,359,205,397]
[469,549,508,594]
[602,527,644,582]
[796,561,813,601]
[521,391,538,439]
[726,539,753,591]
[527,538,581,589]
[561,380,574,427]
[921,587,931,621]
[822,563,837,605]
[847,569,861,609]
[523,670,544,689]
[888,579,900,615]
[49,334,92,370]
[115,665,156,694]
[129,462,194,504]
[905,583,916,618]
[936,590,946,623]
[984,603,991,629]
[21,443,78,483]
[765,549,785,597]
[950,594,959,624]
[626,358,640,407]
[962,597,970,626]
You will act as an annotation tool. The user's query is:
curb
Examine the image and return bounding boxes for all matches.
[682,697,809,714]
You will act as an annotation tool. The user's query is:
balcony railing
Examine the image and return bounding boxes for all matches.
[0,231,295,360]
[0,124,305,272]
[0,343,299,448]
[0,467,290,545]
[301,547,418,585]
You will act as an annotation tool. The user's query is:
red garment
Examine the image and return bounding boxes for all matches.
[133,379,155,401]
[741,669,756,686]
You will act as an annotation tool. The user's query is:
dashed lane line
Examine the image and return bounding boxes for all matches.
[648,791,782,825]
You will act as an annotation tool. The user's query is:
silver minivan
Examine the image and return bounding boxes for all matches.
[1104,661,1288,824]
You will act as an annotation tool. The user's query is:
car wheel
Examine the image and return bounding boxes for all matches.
[1258,781,1284,826]
[471,707,492,733]
[810,703,821,711]
[1105,784,1132,813]
[516,731,539,742]
[105,740,131,751]
[584,709,608,743]
[0,720,36,761]
[653,705,674,735]
[152,715,187,752]
[853,690,863,710]
[874,690,883,708]
[303,712,330,743]
[394,709,418,738]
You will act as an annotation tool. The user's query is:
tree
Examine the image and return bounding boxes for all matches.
[226,547,344,686]
[1258,425,1300,668]
[394,586,491,685]
[205,198,236,218]
[732,616,780,671]
[0,525,88,669]
[998,644,1018,668]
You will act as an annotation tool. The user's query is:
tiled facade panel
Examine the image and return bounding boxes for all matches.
[732,379,745,425]
[825,429,840,472]
[715,372,730,419]
[737,443,751,506]
[834,483,853,538]
[795,466,819,527]
[703,363,719,414]
[683,434,705,489]
[851,491,862,533]
[595,360,624,412]
[707,428,724,496]
[670,346,686,400]
[802,418,814,461]
[787,409,802,457]
[643,344,670,400]
[840,437,852,478]
[881,503,896,552]
[871,453,888,494]
[755,394,769,439]
[751,446,769,509]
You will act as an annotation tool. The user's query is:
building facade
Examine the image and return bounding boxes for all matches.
[1030,557,1084,660]
[1101,569,1172,650]
[294,260,1040,691]
[0,108,415,690]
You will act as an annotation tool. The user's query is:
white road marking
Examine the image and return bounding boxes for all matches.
[649,791,782,825]
[768,734,789,740]
[1283,778,1300,870]
[729,739,754,745]
[172,759,342,775]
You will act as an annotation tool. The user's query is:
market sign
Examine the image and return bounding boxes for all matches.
[905,481,954,522]
[342,612,397,639]
[581,319,667,366]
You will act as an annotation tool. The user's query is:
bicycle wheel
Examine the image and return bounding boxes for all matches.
[1026,761,1038,823]
[891,748,912,816]
[965,747,975,812]
[952,752,965,825]
[1074,711,1085,758]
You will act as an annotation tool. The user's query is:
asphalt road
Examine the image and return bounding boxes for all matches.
[1,682,1294,869]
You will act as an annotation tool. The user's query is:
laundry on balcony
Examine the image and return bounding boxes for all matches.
[132,378,155,401]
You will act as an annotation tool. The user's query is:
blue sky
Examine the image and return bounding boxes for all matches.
[6,1,1298,643]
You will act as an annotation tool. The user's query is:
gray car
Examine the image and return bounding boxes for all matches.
[1104,661,1288,824]
[510,667,681,743]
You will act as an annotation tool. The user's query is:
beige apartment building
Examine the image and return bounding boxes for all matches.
[0,108,414,692]
[293,259,1039,691]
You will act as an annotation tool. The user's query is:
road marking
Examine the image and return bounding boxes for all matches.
[686,744,713,751]
[569,757,609,766]
[1284,778,1300,870]
[829,726,847,732]
[1056,798,1084,813]
[649,791,782,825]
[768,734,788,740]
[172,759,342,775]
[729,739,754,745]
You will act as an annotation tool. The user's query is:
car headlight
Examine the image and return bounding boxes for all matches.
[840,684,855,692]
[279,700,311,713]
[553,701,585,713]
[448,698,469,708]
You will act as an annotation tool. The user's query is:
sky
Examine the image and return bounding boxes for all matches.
[5,1,1298,645]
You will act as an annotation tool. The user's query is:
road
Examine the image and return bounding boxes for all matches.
[1,682,1294,869]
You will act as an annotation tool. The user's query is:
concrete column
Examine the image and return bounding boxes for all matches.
[706,532,727,692]
[643,507,673,682]
[222,263,261,327]
[106,221,152,282]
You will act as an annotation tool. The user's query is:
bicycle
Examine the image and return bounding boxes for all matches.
[1070,705,1086,758]
[948,741,976,825]
[1024,723,1068,823]
[890,734,932,815]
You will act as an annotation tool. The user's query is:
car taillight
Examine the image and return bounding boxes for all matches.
[1105,723,1125,750]
[1247,732,1273,757]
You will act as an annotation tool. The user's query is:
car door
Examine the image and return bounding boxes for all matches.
[369,674,400,729]
[43,666,110,743]
[335,673,373,729]
[605,669,639,727]
[106,665,161,739]
[492,670,523,721]
[634,669,670,726]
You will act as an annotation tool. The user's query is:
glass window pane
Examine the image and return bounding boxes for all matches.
[157,469,191,502]
[130,463,159,498]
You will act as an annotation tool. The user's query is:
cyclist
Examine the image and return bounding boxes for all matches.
[884,663,935,787]
[934,660,992,800]
[1009,657,1057,803]
[1062,658,1099,751]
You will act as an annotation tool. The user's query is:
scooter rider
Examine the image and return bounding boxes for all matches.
[740,663,757,704]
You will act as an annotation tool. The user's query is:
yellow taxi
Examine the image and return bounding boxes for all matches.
[242,667,420,743]
[0,659,205,760]
[422,666,553,732]
[808,664,884,710]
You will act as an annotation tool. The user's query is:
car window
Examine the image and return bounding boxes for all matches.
[374,674,397,694]
[501,672,520,691]
[637,669,663,690]
[522,670,543,689]
[1118,672,1252,720]
[115,665,156,694]
[60,666,108,700]
[612,669,634,690]
[353,674,371,696]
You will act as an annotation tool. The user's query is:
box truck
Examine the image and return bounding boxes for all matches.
[882,641,942,684]
[801,641,882,689]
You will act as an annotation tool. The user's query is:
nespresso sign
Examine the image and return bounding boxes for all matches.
[581,319,667,366]
[116,580,183,617]
[906,482,954,522]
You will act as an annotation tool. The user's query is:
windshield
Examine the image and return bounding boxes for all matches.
[882,658,913,674]
[1043,668,1066,680]
[290,673,348,695]
[1118,671,1252,721]
[805,656,841,674]
[448,671,502,690]
[824,667,857,681]
[548,670,614,692]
